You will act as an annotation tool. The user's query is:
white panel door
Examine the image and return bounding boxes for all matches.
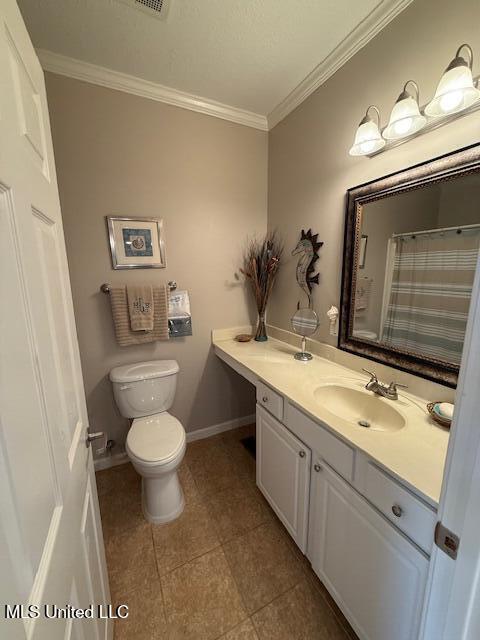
[256,405,311,551]
[309,461,429,640]
[0,2,111,639]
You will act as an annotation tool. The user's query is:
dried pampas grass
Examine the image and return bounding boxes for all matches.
[241,231,283,341]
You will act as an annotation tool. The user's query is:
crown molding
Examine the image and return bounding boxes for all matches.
[38,1,412,133]
[267,0,414,129]
[37,49,268,131]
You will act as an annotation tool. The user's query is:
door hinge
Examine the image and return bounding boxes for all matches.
[434,522,460,560]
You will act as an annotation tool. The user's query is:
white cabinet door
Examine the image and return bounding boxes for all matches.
[309,462,429,640]
[256,405,311,552]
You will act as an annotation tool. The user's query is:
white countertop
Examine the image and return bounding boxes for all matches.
[213,333,450,507]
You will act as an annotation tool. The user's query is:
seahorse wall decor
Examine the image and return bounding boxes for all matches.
[292,229,323,308]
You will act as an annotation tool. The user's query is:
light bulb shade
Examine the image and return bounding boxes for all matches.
[383,96,427,140]
[349,119,385,156]
[425,65,480,117]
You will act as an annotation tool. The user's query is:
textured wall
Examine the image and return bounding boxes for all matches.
[46,73,267,455]
[268,0,480,344]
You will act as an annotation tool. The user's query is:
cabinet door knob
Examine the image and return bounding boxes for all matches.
[392,504,403,518]
[314,463,322,472]
[262,396,268,403]
[299,450,306,458]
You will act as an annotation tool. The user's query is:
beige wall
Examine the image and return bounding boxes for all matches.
[438,174,480,226]
[46,73,267,454]
[268,0,480,345]
[47,0,480,456]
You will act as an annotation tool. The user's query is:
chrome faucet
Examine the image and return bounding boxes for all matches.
[362,368,407,400]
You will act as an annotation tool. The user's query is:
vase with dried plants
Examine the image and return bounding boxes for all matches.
[241,232,283,341]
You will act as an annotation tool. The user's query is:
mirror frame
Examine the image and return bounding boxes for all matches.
[339,143,480,388]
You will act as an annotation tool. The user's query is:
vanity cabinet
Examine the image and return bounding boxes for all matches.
[256,389,433,640]
[356,457,436,554]
[309,461,429,640]
[256,404,311,551]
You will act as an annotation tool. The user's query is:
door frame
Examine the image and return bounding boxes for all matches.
[0,1,111,638]
[420,250,480,639]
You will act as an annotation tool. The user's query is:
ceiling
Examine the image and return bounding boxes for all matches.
[18,0,409,122]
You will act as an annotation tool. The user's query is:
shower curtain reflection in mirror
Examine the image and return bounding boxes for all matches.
[380,226,480,365]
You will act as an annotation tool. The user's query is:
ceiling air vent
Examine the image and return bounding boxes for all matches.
[116,0,171,21]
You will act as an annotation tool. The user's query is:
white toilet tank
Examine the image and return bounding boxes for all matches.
[110,360,179,418]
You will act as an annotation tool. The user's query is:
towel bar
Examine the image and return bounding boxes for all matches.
[100,281,177,294]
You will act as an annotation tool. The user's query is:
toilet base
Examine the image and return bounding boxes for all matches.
[141,471,185,524]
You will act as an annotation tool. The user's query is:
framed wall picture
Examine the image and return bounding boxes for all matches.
[107,216,166,269]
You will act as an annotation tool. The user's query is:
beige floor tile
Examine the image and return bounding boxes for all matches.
[96,462,140,498]
[161,548,247,640]
[305,571,360,640]
[252,580,349,640]
[186,439,239,497]
[99,476,144,539]
[251,486,276,518]
[221,435,256,483]
[270,516,313,575]
[223,521,304,614]
[106,523,158,600]
[206,478,272,543]
[113,581,167,640]
[184,435,225,466]
[221,424,256,444]
[220,618,259,639]
[102,428,356,640]
[178,461,200,504]
[152,499,220,575]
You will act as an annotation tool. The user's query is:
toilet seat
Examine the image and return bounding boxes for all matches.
[353,329,378,340]
[126,412,185,465]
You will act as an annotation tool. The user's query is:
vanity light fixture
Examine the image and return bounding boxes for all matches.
[383,80,426,140]
[425,44,480,117]
[349,105,385,156]
[349,43,480,158]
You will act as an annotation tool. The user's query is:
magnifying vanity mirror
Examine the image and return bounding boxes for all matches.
[340,144,480,386]
[291,307,319,361]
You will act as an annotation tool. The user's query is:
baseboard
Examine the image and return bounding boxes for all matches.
[93,413,255,471]
[186,413,255,443]
[94,451,129,472]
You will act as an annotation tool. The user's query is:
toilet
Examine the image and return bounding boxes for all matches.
[353,329,378,341]
[109,359,186,524]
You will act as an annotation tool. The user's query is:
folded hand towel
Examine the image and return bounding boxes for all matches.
[127,285,154,331]
[109,285,169,347]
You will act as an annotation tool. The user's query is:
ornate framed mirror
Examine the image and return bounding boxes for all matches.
[340,144,480,387]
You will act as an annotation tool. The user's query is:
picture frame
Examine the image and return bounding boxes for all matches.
[107,216,166,270]
[359,235,368,269]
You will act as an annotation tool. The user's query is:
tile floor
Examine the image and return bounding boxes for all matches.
[97,424,358,640]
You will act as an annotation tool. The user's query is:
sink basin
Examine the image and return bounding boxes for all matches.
[313,384,406,432]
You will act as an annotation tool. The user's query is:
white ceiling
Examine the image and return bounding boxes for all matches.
[18,0,408,120]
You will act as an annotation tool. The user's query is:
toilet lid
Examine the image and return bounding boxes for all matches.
[110,359,179,383]
[353,329,378,340]
[126,413,185,464]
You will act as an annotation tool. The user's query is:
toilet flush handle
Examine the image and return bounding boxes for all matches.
[119,384,132,391]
